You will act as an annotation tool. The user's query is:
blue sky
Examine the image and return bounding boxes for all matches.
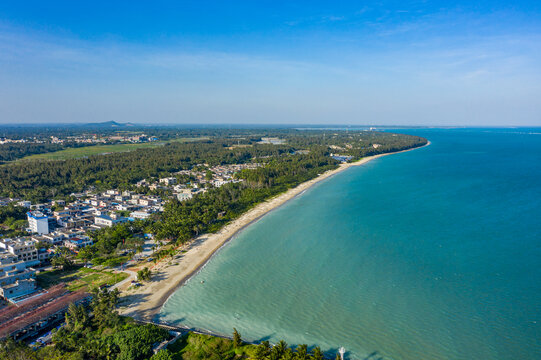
[0,1,540,125]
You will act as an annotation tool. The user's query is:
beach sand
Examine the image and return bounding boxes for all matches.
[118,143,429,321]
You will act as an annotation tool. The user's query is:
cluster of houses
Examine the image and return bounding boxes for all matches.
[87,189,165,222]
[0,189,163,303]
[139,163,261,198]
[0,162,262,303]
[50,133,159,144]
[258,137,286,145]
[0,138,33,144]
[0,133,158,146]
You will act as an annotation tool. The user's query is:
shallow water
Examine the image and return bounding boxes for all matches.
[160,128,541,359]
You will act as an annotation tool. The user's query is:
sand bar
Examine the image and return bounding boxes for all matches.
[119,143,429,321]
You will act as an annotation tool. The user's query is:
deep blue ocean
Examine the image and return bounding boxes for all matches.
[160,128,541,359]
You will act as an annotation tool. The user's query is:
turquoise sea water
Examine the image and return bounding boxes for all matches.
[160,128,541,360]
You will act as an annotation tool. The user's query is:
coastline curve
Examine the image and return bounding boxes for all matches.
[119,141,431,322]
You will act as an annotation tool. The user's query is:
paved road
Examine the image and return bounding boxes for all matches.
[110,269,137,291]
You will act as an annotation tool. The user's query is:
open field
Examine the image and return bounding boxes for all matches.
[168,137,210,143]
[18,143,163,160]
[37,266,128,291]
[16,137,210,161]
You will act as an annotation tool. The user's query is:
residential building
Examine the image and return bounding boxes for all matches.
[176,189,193,201]
[31,232,65,246]
[94,213,129,227]
[0,279,37,300]
[17,201,31,208]
[139,199,154,206]
[27,211,50,234]
[159,177,177,186]
[0,253,37,300]
[130,210,154,220]
[63,237,93,251]
[37,248,54,262]
[0,238,39,265]
[52,200,65,207]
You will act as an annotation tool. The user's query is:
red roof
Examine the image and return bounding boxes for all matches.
[0,284,90,339]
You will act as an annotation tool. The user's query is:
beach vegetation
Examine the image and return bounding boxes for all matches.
[311,347,324,360]
[137,267,152,281]
[165,332,339,359]
[233,328,243,348]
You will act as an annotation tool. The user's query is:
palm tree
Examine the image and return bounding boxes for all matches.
[254,343,268,360]
[233,328,242,348]
[274,340,288,357]
[295,344,308,360]
[282,349,294,360]
[311,346,324,360]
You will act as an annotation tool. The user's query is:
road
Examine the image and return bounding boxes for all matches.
[110,269,137,291]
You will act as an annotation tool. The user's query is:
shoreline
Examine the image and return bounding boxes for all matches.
[119,141,430,322]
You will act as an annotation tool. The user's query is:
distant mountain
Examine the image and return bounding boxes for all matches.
[83,121,136,127]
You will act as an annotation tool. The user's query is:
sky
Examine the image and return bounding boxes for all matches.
[0,1,540,126]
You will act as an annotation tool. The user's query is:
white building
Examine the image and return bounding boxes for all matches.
[0,252,37,300]
[27,211,50,234]
[94,213,129,227]
[159,177,177,186]
[212,179,231,187]
[0,279,37,300]
[18,201,31,208]
[129,210,154,220]
[31,232,65,246]
[63,237,93,251]
[52,199,65,206]
[0,238,39,265]
[176,189,193,201]
[139,199,154,206]
[173,184,187,192]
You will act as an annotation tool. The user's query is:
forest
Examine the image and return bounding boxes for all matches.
[0,129,426,202]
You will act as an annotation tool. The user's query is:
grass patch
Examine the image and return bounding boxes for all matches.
[92,255,130,267]
[37,266,128,291]
[168,137,210,143]
[18,143,164,160]
[16,137,210,161]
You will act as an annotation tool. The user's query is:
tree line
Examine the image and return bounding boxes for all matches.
[0,130,426,204]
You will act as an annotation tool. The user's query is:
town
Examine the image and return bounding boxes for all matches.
[0,132,159,145]
[0,162,260,341]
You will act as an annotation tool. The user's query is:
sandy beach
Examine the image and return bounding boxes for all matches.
[119,143,429,321]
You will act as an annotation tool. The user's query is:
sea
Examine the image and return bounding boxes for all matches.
[159,128,541,360]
